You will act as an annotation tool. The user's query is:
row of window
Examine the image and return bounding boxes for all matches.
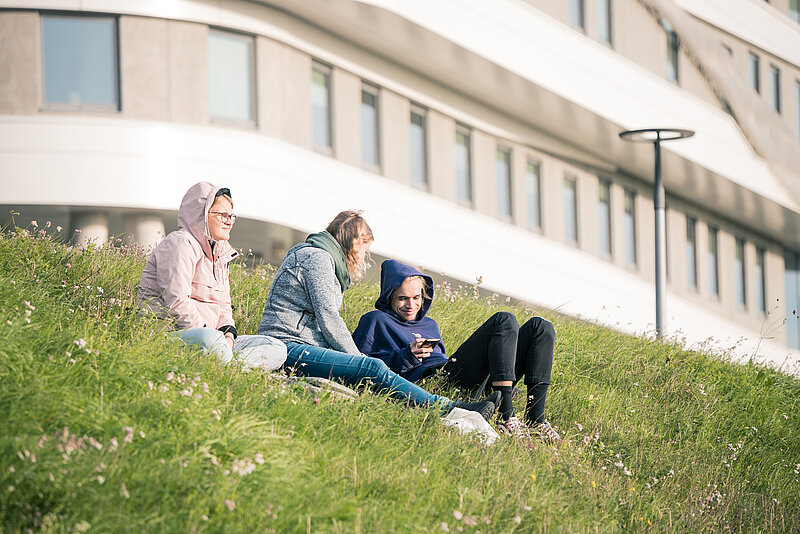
[748,54,800,141]
[570,1,676,85]
[569,0,613,46]
[662,21,800,141]
[744,51,800,142]
[40,14,260,124]
[43,11,800,145]
[766,0,800,23]
[311,62,427,180]
[685,219,767,313]
[313,61,647,269]
[747,52,788,114]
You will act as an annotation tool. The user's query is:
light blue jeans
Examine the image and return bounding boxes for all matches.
[285,342,452,408]
[174,328,286,370]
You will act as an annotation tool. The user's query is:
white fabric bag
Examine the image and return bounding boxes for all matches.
[441,407,499,446]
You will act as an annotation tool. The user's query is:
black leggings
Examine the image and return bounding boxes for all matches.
[442,312,555,393]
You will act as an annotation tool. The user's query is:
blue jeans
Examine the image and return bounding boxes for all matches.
[285,342,451,408]
[174,328,287,370]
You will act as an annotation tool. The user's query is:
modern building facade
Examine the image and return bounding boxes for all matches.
[1,0,799,371]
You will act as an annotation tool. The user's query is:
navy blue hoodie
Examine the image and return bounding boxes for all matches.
[352,260,448,382]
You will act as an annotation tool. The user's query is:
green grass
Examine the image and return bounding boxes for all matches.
[1,226,799,533]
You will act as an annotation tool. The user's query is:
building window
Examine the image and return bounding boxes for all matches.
[796,81,800,141]
[597,0,613,45]
[496,147,512,219]
[361,82,380,170]
[755,247,767,314]
[624,190,637,267]
[785,251,800,349]
[455,125,472,205]
[735,238,747,308]
[708,226,719,297]
[686,216,697,290]
[570,0,585,30]
[525,160,542,231]
[748,53,760,94]
[41,14,119,110]
[795,81,800,141]
[409,104,427,187]
[598,180,612,257]
[791,0,799,22]
[664,20,679,83]
[311,62,332,152]
[563,175,579,245]
[769,65,781,113]
[208,29,255,125]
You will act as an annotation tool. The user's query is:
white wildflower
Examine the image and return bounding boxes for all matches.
[231,458,256,477]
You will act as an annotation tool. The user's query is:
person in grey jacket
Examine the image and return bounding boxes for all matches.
[257,210,497,420]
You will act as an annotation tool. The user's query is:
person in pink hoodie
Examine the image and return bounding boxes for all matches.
[137,182,286,369]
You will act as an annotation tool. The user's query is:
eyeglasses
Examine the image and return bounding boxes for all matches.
[209,211,237,223]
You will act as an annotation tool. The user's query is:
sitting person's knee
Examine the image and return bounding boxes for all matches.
[493,311,519,332]
[541,318,555,340]
[366,357,391,378]
[526,317,555,342]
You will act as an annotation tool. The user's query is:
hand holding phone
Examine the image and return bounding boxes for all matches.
[410,337,438,358]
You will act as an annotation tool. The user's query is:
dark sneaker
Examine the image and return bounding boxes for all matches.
[530,420,560,444]
[497,416,535,450]
[452,399,496,422]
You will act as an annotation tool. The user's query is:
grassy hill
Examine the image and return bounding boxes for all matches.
[1,227,799,533]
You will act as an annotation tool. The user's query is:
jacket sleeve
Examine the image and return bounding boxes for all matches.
[353,316,420,375]
[215,261,236,331]
[304,251,363,355]
[154,237,206,329]
[375,346,419,375]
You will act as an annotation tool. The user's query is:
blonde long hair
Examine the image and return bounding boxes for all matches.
[326,210,374,281]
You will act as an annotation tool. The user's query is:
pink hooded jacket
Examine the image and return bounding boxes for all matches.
[136,182,239,331]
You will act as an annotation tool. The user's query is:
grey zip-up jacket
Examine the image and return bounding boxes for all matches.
[257,243,361,355]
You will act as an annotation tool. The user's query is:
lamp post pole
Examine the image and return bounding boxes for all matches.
[619,128,694,338]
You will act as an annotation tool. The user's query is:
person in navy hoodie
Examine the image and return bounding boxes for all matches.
[353,260,559,445]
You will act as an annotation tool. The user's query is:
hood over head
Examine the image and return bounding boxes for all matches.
[376,260,434,322]
[177,182,231,259]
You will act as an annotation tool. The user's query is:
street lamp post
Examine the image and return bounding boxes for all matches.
[619,128,694,339]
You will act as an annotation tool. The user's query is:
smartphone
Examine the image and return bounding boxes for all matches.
[419,338,440,348]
